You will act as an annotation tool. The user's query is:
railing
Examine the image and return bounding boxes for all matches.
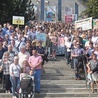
[83,59,88,88]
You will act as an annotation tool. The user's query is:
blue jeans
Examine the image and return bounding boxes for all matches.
[67,52,71,64]
[33,69,41,92]
[10,76,20,96]
[65,46,67,59]
[73,58,81,79]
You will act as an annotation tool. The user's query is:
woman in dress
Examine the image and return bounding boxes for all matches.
[51,32,58,60]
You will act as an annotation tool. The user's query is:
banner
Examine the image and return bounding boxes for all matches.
[46,6,56,21]
[46,12,53,21]
[56,36,65,55]
[65,7,73,15]
[65,15,73,23]
[36,33,47,46]
[75,17,92,30]
[72,14,77,21]
[12,16,24,25]
[65,14,77,23]
[93,19,98,29]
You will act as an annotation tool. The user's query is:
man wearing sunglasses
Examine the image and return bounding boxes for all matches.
[71,42,85,80]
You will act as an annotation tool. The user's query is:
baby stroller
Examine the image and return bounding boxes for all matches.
[19,75,35,98]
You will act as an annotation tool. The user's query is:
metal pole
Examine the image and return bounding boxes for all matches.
[83,59,87,88]
[89,82,91,98]
[41,0,45,21]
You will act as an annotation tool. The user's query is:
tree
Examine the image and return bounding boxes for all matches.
[84,0,98,18]
[0,0,33,24]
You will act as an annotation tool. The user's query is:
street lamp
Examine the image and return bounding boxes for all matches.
[36,0,41,21]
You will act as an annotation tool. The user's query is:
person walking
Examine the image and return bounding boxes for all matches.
[87,53,98,93]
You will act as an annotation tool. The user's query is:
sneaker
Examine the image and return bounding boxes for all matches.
[12,96,16,98]
[8,90,10,94]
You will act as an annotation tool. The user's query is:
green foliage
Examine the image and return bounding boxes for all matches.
[84,0,98,18]
[0,0,33,24]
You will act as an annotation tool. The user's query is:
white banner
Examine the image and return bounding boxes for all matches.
[75,17,92,30]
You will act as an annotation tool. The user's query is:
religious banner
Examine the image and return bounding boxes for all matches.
[46,6,56,21]
[46,12,53,21]
[56,36,65,55]
[36,33,47,46]
[12,16,24,25]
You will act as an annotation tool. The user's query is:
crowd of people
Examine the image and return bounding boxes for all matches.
[0,21,98,98]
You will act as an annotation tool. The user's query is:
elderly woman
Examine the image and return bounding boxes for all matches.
[87,53,98,93]
[10,56,21,98]
[0,52,12,93]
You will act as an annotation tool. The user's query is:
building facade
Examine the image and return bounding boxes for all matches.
[32,0,86,22]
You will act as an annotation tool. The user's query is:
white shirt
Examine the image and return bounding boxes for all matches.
[64,36,68,45]
[92,36,98,46]
[85,41,90,49]
[18,51,30,68]
[94,51,98,59]
[10,63,20,77]
[66,41,72,52]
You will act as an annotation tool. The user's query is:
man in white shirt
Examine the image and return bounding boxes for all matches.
[64,33,70,59]
[65,38,72,64]
[18,45,30,68]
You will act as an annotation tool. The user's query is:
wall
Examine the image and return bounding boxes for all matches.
[31,0,87,22]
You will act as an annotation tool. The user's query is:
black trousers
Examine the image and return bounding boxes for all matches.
[67,52,71,64]
[4,75,11,90]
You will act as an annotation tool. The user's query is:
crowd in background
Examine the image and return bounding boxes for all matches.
[0,21,98,97]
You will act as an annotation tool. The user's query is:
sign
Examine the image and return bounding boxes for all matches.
[93,19,98,29]
[12,16,24,25]
[36,33,47,46]
[65,14,77,23]
[46,6,56,21]
[72,14,77,21]
[65,7,73,15]
[75,17,92,30]
[65,15,72,22]
[46,12,52,21]
[56,36,65,55]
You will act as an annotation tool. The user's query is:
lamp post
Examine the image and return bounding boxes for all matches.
[37,0,41,22]
[37,0,45,21]
[41,0,45,21]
